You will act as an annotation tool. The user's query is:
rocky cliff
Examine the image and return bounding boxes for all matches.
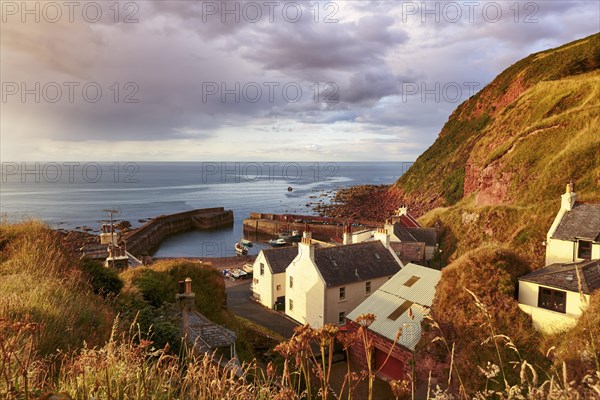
[395,33,600,212]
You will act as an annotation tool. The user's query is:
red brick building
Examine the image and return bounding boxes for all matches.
[346,263,441,382]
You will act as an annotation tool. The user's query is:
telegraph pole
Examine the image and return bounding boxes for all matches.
[103,208,121,269]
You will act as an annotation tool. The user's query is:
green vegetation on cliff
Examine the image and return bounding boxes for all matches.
[396,33,600,212]
[390,33,600,267]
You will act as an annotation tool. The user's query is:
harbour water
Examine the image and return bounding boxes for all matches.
[0,162,411,257]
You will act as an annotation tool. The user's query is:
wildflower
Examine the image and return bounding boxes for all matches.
[478,361,500,379]
[356,313,376,328]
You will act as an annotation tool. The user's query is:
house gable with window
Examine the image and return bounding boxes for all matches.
[286,230,403,327]
[251,246,298,310]
[518,259,600,333]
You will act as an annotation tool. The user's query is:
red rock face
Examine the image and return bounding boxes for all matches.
[464,163,513,206]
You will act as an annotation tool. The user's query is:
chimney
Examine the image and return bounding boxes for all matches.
[561,181,577,211]
[343,224,352,245]
[374,227,390,249]
[176,277,196,312]
[299,229,315,260]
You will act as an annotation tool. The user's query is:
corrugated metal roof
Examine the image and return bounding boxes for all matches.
[347,263,441,351]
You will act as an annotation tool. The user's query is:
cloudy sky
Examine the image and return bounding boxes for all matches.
[1,0,598,161]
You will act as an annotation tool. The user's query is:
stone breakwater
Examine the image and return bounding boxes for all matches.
[243,212,376,241]
[124,208,234,256]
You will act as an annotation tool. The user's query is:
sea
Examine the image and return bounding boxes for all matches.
[0,162,412,257]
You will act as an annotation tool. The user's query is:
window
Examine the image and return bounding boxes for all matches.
[388,300,414,321]
[538,287,566,313]
[365,281,372,294]
[403,276,420,287]
[289,276,294,288]
[276,284,281,291]
[260,263,265,276]
[289,299,294,311]
[339,287,346,300]
[338,311,346,325]
[578,240,592,260]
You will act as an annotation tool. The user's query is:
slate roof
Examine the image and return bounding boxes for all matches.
[407,227,438,247]
[552,203,600,242]
[519,259,600,295]
[80,244,108,260]
[388,224,437,247]
[263,246,298,274]
[187,311,236,352]
[347,263,441,350]
[313,241,402,287]
[391,224,417,242]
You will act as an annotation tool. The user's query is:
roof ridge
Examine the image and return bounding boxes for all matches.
[378,288,431,308]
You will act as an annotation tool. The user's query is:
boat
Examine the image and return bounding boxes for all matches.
[268,238,287,247]
[231,268,249,279]
[235,242,248,255]
[241,238,253,247]
[242,263,254,274]
[278,230,302,242]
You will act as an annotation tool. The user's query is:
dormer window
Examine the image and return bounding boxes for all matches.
[578,240,592,259]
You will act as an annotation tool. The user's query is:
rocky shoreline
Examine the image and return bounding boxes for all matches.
[312,184,403,222]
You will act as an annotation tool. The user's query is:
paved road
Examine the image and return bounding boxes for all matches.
[226,281,300,338]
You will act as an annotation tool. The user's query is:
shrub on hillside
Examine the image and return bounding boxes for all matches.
[554,291,600,380]
[81,258,124,297]
[0,222,114,358]
[415,246,547,394]
[132,268,177,307]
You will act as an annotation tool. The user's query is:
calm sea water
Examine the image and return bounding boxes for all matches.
[0,162,411,257]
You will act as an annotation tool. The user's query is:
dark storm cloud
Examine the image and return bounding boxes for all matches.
[1,0,599,160]
[240,13,408,72]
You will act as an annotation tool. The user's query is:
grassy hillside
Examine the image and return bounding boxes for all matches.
[391,33,600,265]
[396,32,599,209]
[0,222,275,398]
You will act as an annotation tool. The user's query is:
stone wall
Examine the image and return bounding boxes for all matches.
[243,213,374,241]
[124,207,233,256]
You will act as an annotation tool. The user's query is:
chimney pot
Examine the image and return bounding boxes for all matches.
[184,277,192,294]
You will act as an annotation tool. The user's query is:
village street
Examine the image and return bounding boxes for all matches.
[226,280,299,338]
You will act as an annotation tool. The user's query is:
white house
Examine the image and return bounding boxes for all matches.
[343,220,437,265]
[545,183,600,265]
[346,263,441,381]
[285,229,403,327]
[251,246,297,310]
[518,183,600,333]
[518,259,600,333]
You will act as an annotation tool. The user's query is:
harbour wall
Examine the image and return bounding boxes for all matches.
[243,212,376,241]
[125,207,234,256]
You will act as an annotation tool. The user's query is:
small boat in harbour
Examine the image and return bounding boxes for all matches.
[235,242,248,255]
[241,238,253,247]
[278,230,302,242]
[268,238,287,247]
[231,268,249,279]
[242,263,253,274]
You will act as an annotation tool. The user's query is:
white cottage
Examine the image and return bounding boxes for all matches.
[251,246,297,309]
[518,183,600,333]
[285,229,403,327]
[518,259,600,333]
[545,183,600,265]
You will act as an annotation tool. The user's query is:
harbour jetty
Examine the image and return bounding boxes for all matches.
[124,207,233,257]
[243,212,375,241]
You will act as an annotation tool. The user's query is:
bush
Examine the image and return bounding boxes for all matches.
[81,258,124,297]
[416,246,547,393]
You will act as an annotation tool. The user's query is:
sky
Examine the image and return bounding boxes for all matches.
[1,0,599,161]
